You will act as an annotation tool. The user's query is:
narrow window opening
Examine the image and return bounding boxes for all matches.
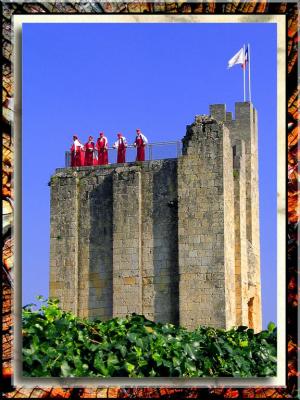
[233,145,237,157]
[232,145,237,168]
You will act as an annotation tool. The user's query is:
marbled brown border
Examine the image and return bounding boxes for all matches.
[1,1,298,398]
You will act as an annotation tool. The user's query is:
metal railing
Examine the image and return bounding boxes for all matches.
[65,141,182,167]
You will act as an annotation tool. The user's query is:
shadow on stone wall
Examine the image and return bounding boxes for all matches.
[153,161,179,325]
[89,174,113,320]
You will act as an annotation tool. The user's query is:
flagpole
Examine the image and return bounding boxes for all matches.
[243,44,246,101]
[248,43,252,103]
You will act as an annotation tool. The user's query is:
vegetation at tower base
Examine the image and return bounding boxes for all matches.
[22,297,277,378]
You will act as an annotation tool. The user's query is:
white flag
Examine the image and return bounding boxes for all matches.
[228,47,245,68]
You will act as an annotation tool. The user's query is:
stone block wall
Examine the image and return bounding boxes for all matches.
[210,102,262,332]
[223,125,236,329]
[50,160,179,324]
[113,167,143,316]
[178,117,235,330]
[50,174,79,314]
[50,169,114,320]
[233,140,248,326]
[50,102,262,331]
[143,161,179,324]
[87,170,113,320]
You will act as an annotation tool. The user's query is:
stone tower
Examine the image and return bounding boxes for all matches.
[210,102,261,330]
[49,101,262,332]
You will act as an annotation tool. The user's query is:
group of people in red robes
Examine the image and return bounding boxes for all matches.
[70,129,148,167]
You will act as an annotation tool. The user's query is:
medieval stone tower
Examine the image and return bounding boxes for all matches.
[49,101,262,332]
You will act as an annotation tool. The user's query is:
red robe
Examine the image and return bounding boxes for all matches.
[97,137,108,165]
[135,135,145,161]
[70,144,83,167]
[84,141,95,166]
[116,138,127,163]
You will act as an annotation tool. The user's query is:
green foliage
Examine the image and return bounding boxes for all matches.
[233,169,240,179]
[22,297,277,378]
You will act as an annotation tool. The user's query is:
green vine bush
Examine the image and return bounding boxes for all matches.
[22,297,277,377]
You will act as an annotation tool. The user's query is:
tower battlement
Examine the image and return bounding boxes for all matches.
[49,102,262,331]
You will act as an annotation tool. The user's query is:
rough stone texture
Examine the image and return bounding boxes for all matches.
[49,173,79,314]
[113,167,142,317]
[233,140,249,326]
[88,170,113,320]
[50,160,179,325]
[178,117,235,330]
[145,161,179,324]
[50,168,114,320]
[50,101,262,331]
[210,102,262,332]
[223,125,236,329]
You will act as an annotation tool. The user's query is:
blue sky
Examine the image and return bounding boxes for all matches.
[22,22,277,328]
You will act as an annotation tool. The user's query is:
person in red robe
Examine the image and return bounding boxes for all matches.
[84,136,95,166]
[70,135,84,167]
[113,133,128,163]
[96,132,109,165]
[133,129,148,161]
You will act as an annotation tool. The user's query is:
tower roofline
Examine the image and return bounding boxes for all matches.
[209,101,256,123]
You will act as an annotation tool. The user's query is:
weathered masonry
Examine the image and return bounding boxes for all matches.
[49,102,262,332]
